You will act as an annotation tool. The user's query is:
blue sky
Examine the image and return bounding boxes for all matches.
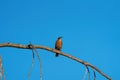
[0,0,120,80]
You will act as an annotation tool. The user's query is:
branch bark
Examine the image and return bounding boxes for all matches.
[0,42,112,80]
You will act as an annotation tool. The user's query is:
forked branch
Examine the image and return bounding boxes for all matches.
[0,42,112,80]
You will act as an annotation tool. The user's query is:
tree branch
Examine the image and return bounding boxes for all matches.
[82,67,87,80]
[0,42,112,80]
[86,66,91,80]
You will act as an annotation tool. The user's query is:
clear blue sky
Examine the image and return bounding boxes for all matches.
[0,0,120,80]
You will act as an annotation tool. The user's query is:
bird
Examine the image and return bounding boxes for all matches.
[55,36,62,57]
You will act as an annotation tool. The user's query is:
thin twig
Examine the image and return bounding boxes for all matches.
[33,48,42,80]
[92,68,96,80]
[86,66,90,80]
[28,66,33,80]
[0,56,6,80]
[82,67,87,80]
[28,49,34,80]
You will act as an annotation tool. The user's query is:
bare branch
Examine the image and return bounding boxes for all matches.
[28,63,34,80]
[33,48,42,80]
[0,43,112,80]
[28,49,34,80]
[0,56,6,80]
[27,44,42,80]
[86,66,91,80]
[93,69,96,80]
[82,67,87,80]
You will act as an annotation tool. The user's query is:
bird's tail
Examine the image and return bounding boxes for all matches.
[55,53,59,57]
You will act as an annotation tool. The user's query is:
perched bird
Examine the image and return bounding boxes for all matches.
[55,37,62,57]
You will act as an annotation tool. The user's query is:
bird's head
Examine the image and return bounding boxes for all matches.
[58,36,62,39]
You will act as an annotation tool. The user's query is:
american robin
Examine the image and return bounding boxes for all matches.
[55,37,62,57]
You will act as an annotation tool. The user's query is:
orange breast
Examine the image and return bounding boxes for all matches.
[55,39,62,50]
